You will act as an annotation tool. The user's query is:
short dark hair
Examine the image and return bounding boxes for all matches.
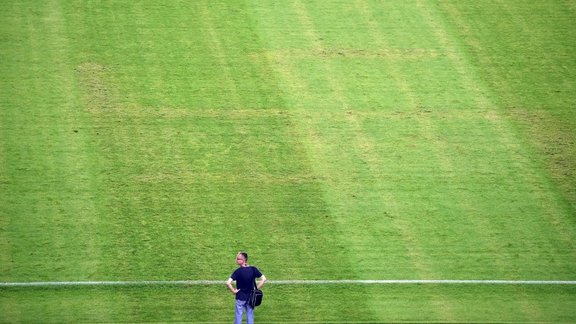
[238,251,248,261]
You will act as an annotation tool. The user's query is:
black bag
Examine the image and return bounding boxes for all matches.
[248,288,263,308]
[248,267,263,308]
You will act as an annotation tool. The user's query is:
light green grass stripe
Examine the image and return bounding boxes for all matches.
[2,280,575,287]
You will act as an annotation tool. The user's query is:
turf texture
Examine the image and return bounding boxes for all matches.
[1,0,575,322]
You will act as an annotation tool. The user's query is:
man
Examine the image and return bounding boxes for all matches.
[226,252,267,324]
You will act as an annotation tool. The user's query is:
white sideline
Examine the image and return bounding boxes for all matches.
[1,279,576,287]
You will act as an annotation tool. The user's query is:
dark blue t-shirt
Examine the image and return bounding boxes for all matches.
[230,266,262,301]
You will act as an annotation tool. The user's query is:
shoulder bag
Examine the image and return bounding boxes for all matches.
[248,267,263,308]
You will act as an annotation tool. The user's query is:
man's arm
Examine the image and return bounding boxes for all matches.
[226,278,238,294]
[256,274,267,289]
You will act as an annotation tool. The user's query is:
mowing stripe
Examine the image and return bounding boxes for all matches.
[1,279,575,287]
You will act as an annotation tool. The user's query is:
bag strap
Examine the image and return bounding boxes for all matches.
[252,266,258,291]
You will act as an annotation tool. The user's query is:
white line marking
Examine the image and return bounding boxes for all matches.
[1,279,576,287]
[270,280,576,285]
[0,280,222,287]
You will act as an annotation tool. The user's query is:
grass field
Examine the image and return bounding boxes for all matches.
[1,0,575,322]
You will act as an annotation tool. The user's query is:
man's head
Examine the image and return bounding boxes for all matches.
[236,251,248,266]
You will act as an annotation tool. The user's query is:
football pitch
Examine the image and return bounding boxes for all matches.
[1,0,575,322]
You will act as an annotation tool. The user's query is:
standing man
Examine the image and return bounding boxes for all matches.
[226,251,267,324]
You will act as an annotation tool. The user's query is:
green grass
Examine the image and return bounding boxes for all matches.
[1,0,575,322]
[2,285,576,323]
